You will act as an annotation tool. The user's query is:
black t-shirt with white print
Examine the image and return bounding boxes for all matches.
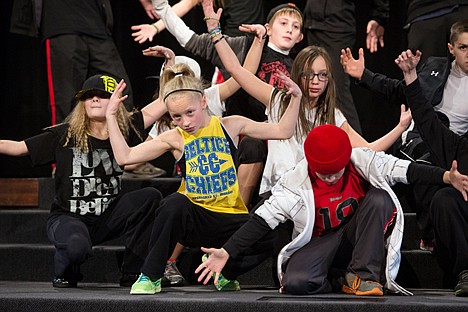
[25,112,145,225]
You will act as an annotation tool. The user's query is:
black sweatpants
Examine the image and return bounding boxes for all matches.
[46,187,162,279]
[430,187,468,288]
[141,192,253,281]
[281,187,394,295]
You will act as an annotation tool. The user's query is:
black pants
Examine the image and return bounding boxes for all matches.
[141,193,253,281]
[407,5,468,65]
[430,187,468,287]
[46,187,162,279]
[281,187,394,295]
[46,34,133,123]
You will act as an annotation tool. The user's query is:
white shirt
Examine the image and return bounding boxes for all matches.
[435,61,468,135]
[259,91,347,194]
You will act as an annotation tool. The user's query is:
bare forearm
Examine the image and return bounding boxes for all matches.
[0,140,28,156]
[367,123,406,152]
[107,117,132,165]
[152,0,198,33]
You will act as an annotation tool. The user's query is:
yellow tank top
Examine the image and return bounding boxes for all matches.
[177,116,247,214]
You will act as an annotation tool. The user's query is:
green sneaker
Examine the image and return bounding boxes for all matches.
[130,273,161,295]
[202,254,240,291]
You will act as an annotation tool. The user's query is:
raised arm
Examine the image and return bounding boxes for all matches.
[343,103,412,152]
[0,140,28,156]
[394,49,421,85]
[222,71,301,140]
[202,0,273,107]
[133,0,198,44]
[341,47,406,104]
[218,24,266,101]
[140,45,177,128]
[106,80,174,165]
[341,47,365,80]
[395,49,462,170]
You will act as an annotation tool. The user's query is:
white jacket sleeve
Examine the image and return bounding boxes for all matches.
[152,0,195,47]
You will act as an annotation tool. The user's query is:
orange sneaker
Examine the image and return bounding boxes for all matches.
[341,272,383,296]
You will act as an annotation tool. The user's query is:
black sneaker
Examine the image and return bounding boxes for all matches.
[52,277,78,288]
[120,273,140,287]
[161,261,186,286]
[455,270,468,297]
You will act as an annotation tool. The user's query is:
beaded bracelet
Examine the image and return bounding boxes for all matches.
[213,35,225,45]
[151,23,160,34]
[203,16,219,22]
[209,26,222,38]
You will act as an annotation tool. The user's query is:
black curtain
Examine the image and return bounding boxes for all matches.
[0,0,407,178]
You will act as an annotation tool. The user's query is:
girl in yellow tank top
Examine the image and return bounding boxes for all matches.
[106,62,301,294]
[177,116,246,214]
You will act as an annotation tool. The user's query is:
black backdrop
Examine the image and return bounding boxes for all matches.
[0,0,408,178]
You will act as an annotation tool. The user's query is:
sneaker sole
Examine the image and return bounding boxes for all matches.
[455,289,468,297]
[130,288,159,295]
[356,289,383,296]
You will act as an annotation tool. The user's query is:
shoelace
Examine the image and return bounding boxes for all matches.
[351,275,361,290]
[137,274,150,282]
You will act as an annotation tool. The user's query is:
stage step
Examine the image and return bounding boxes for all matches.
[0,178,446,290]
[0,209,422,249]
[0,243,443,289]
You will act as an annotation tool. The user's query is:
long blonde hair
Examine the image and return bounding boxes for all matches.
[63,101,139,153]
[275,45,337,140]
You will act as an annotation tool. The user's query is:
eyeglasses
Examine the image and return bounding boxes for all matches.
[300,71,329,82]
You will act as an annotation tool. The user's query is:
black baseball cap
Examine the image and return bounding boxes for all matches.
[266,3,303,24]
[75,74,118,100]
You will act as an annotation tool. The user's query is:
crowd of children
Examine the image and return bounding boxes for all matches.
[1,0,467,299]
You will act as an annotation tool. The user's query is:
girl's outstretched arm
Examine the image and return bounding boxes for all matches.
[0,140,28,156]
[343,104,412,152]
[223,71,301,140]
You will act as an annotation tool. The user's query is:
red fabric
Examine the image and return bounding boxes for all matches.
[311,163,369,237]
[304,125,352,175]
[45,39,57,126]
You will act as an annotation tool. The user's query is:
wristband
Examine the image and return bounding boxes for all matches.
[213,35,225,45]
[151,23,160,34]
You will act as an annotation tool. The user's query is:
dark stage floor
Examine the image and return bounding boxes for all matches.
[0,281,466,312]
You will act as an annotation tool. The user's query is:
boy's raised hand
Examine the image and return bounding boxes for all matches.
[142,45,176,66]
[394,49,422,74]
[341,47,365,80]
[448,160,468,201]
[195,247,230,285]
[239,24,268,42]
[106,80,128,119]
